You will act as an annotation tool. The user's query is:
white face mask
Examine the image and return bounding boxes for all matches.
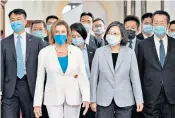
[106,34,121,46]
[94,27,105,35]
[83,24,92,33]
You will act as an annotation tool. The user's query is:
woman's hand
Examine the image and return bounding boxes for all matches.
[90,102,97,112]
[34,106,42,118]
[82,101,89,115]
[137,103,144,112]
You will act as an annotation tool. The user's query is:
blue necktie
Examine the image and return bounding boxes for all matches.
[159,40,165,67]
[16,35,24,79]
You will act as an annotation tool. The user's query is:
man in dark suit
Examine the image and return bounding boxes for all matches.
[1,9,44,118]
[31,20,49,47]
[138,10,175,118]
[92,18,106,46]
[168,20,175,39]
[137,13,153,40]
[124,15,142,58]
[80,12,103,49]
[31,20,49,118]
[44,15,59,42]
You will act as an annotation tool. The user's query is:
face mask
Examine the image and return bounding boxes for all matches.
[127,29,136,39]
[94,27,105,35]
[153,26,167,37]
[11,21,25,33]
[54,34,67,46]
[143,24,153,35]
[169,32,175,39]
[47,24,52,32]
[72,37,85,46]
[83,24,91,33]
[32,31,45,39]
[106,34,121,46]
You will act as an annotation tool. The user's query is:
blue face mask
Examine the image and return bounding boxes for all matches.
[106,35,121,46]
[54,34,67,46]
[153,26,167,37]
[72,37,85,46]
[11,21,25,33]
[47,24,52,32]
[32,31,45,39]
[83,24,91,33]
[143,24,153,35]
[94,27,105,35]
[169,32,175,39]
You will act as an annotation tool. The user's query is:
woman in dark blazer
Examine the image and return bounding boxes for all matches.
[70,23,96,118]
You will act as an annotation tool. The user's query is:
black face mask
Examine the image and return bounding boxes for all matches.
[127,29,136,40]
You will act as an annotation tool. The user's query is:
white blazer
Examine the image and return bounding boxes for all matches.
[33,45,90,107]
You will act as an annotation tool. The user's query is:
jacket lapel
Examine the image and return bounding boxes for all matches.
[163,36,171,68]
[9,34,17,61]
[149,37,162,69]
[86,45,94,70]
[26,33,32,63]
[115,46,124,72]
[104,46,115,74]
[64,45,73,75]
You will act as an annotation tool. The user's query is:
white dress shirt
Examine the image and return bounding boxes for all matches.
[85,33,91,45]
[14,32,27,74]
[154,35,168,60]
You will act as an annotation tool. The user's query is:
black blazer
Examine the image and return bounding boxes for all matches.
[1,33,44,98]
[135,38,142,58]
[138,35,175,104]
[44,36,49,42]
[86,45,96,70]
[137,33,145,40]
[89,35,103,49]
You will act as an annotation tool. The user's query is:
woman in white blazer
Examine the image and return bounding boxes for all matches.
[33,20,90,118]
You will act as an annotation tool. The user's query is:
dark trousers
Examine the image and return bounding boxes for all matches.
[131,105,144,118]
[143,87,175,118]
[2,76,35,118]
[79,105,96,118]
[42,105,49,118]
[96,100,133,118]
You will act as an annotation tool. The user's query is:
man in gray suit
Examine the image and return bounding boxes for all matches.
[1,9,44,118]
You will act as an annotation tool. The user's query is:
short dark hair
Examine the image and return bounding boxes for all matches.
[80,12,94,21]
[31,20,47,30]
[124,15,140,28]
[153,10,170,23]
[46,15,59,23]
[141,13,153,22]
[8,9,27,19]
[170,20,175,26]
[93,18,105,24]
[104,21,128,46]
[70,23,87,40]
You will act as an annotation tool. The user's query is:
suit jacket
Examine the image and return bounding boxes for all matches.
[89,35,103,49]
[1,33,44,98]
[33,45,90,106]
[135,38,142,58]
[137,33,144,40]
[86,45,96,70]
[90,45,143,107]
[138,35,175,104]
[44,36,49,42]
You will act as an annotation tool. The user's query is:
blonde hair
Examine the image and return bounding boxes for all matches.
[49,20,72,44]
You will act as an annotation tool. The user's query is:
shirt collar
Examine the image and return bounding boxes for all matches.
[14,31,26,39]
[154,34,167,44]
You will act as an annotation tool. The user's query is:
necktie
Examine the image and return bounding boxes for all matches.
[128,40,133,49]
[159,40,165,67]
[16,35,24,79]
